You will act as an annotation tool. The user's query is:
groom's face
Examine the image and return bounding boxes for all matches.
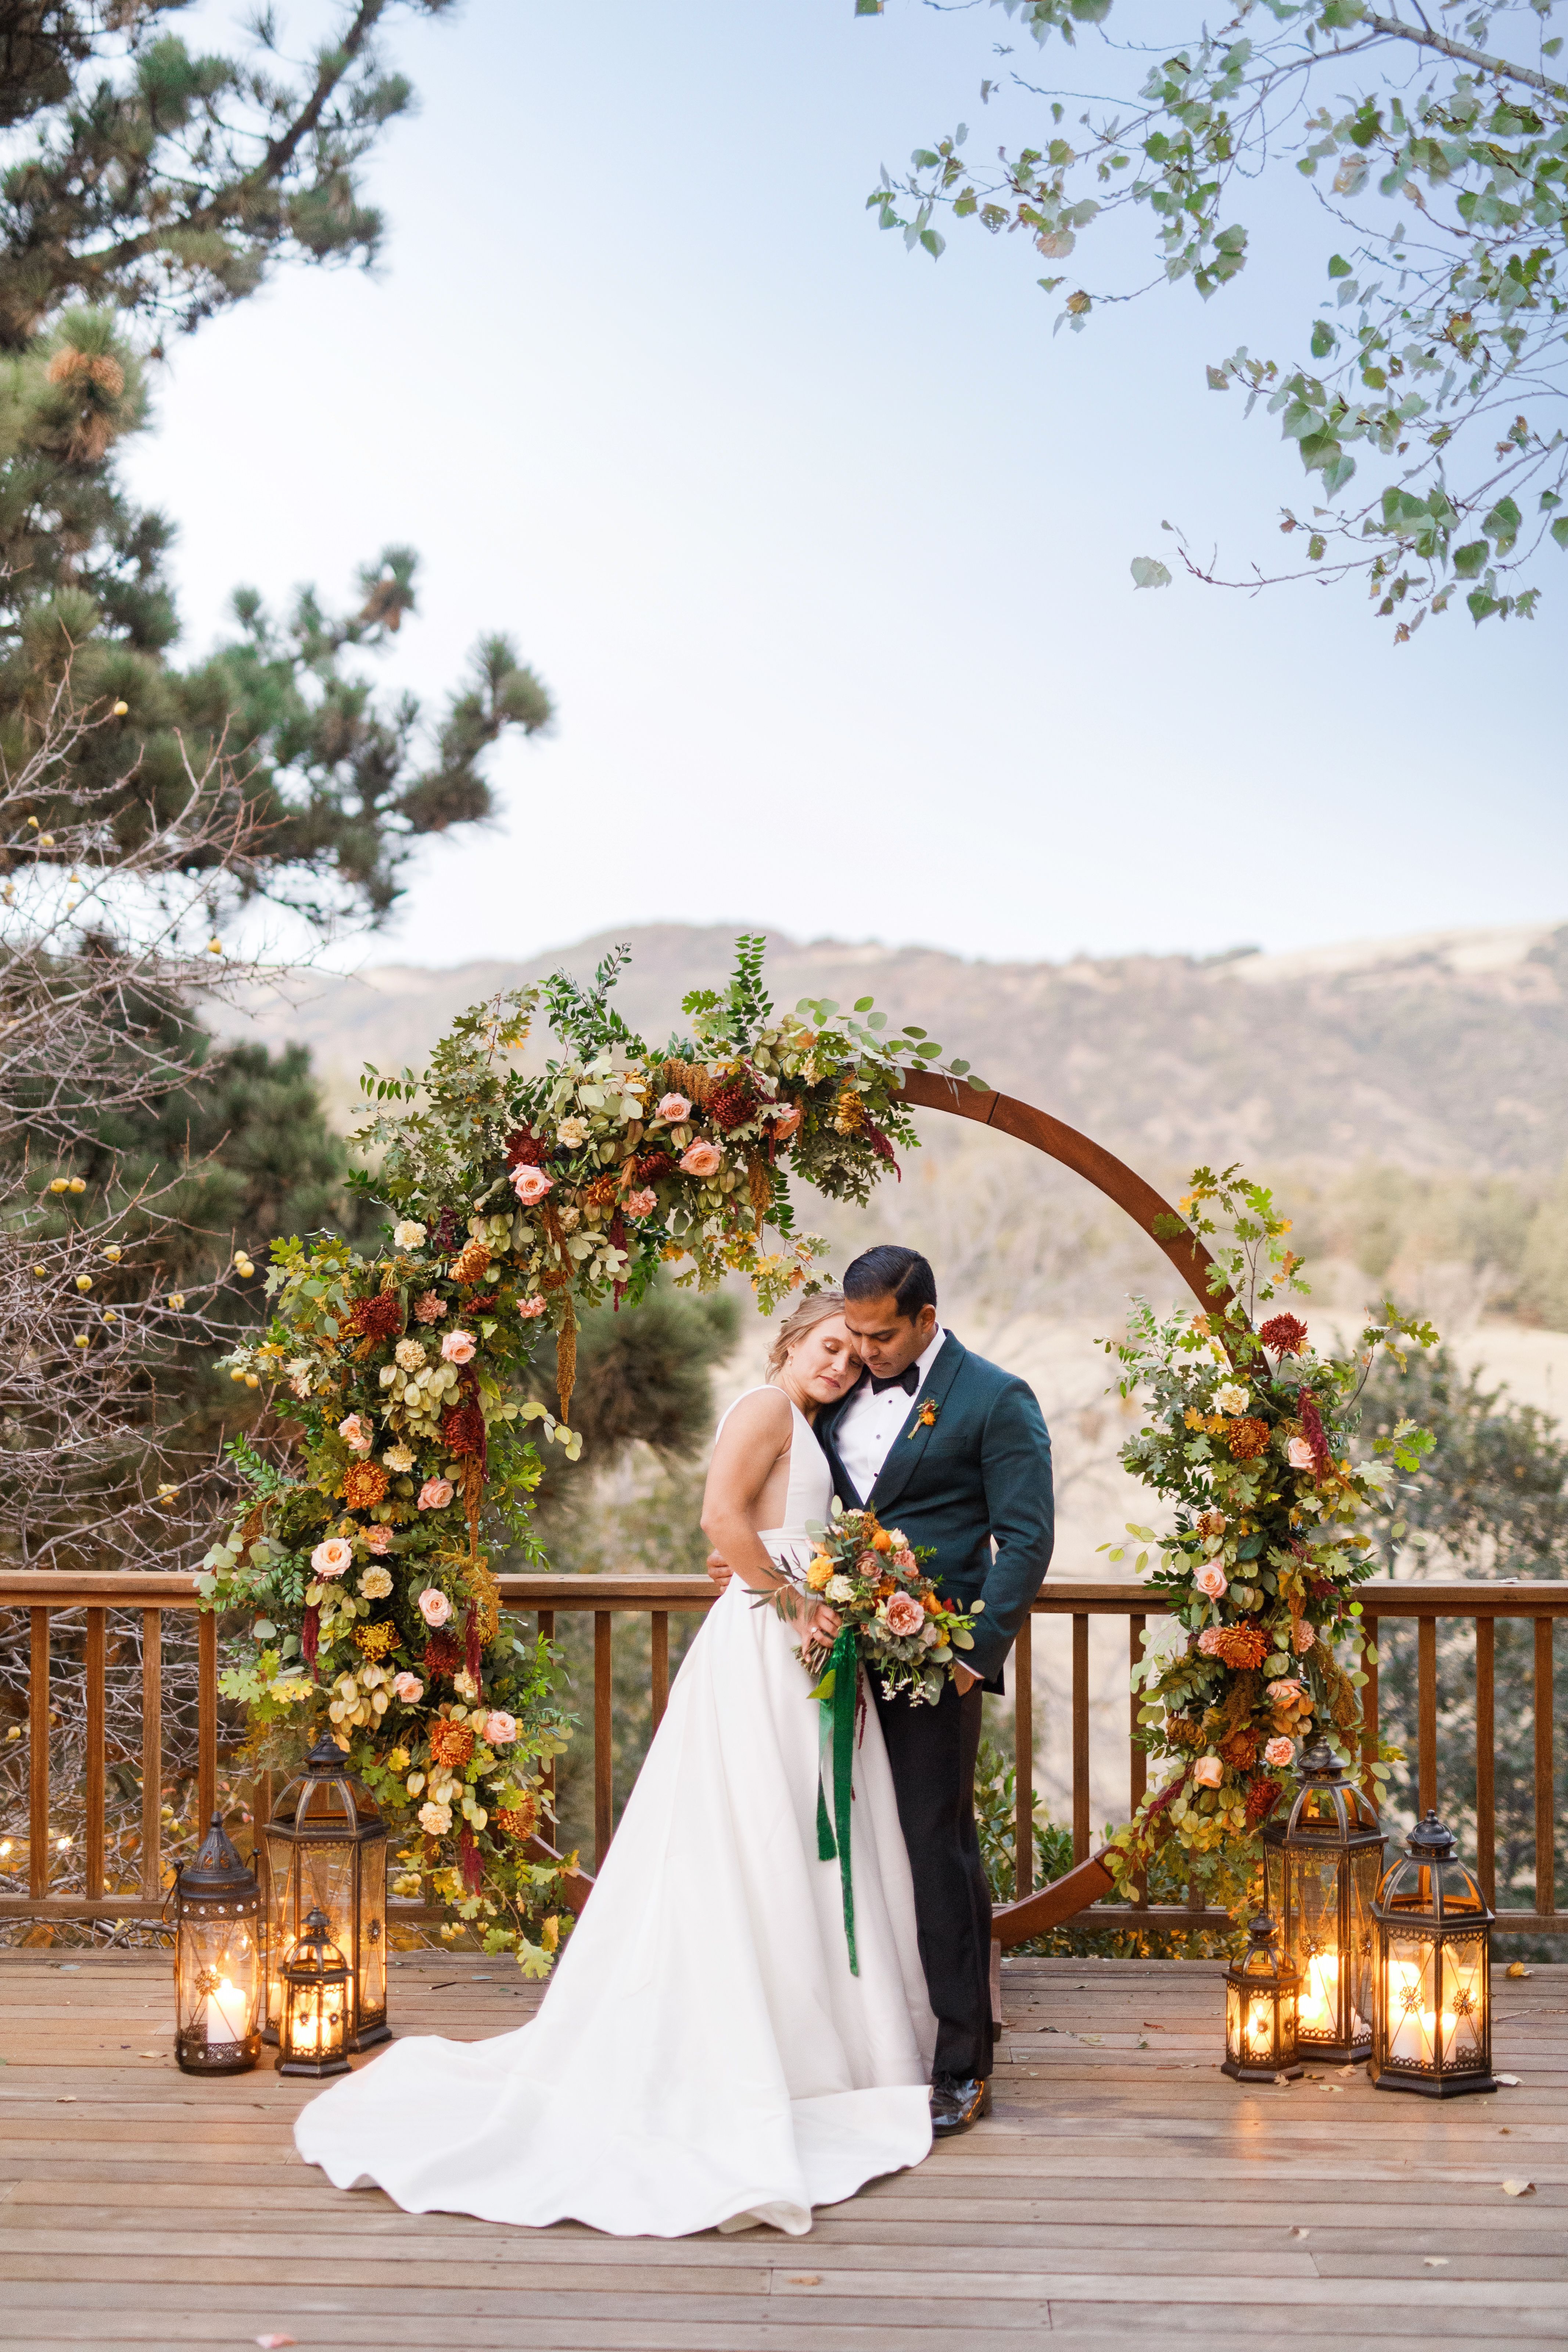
[842,1292,937,1379]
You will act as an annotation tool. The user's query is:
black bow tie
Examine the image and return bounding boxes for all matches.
[869,1364,920,1397]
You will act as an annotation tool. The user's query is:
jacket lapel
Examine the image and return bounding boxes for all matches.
[814,1377,866,1509]
[868,1333,967,1520]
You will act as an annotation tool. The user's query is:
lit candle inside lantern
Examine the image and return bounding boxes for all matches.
[1245,1995,1274,2060]
[290,1998,321,2055]
[204,1974,249,2047]
[1388,1958,1436,2066]
[1298,1950,1339,2032]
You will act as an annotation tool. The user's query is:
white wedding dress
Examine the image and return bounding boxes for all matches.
[294,1392,936,2236]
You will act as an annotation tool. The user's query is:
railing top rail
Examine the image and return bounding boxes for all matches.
[4,1571,1567,1615]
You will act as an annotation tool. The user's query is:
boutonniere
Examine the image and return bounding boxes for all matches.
[908,1396,939,1438]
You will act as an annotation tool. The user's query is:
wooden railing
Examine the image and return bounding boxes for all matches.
[3,1571,1564,1939]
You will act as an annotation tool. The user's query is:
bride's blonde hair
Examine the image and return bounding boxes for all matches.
[765,1288,847,1382]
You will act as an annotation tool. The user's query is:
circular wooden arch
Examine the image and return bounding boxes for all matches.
[899,1069,1231,1946]
[897,1069,1229,1315]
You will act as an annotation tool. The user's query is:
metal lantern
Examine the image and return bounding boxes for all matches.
[171,1813,262,2076]
[1370,1811,1497,2099]
[276,1906,353,2076]
[1222,1913,1302,2083]
[1262,1736,1385,2063]
[263,1729,388,2051]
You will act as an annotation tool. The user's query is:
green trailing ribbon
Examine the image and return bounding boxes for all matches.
[811,1626,859,1976]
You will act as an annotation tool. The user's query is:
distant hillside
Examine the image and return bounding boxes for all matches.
[212,919,1568,1177]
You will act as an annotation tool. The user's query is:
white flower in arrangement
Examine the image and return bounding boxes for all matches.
[359,1566,393,1599]
[394,1339,426,1373]
[384,1443,416,1473]
[1214,1383,1250,1416]
[393,1219,427,1249]
[453,1668,478,1700]
[825,1575,856,1604]
[417,1800,453,1836]
[555,1116,589,1147]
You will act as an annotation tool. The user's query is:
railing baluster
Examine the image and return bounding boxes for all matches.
[197,1609,218,1828]
[28,1610,49,1899]
[1474,1616,1495,1908]
[1071,1613,1089,1866]
[1361,1612,1379,1799]
[1535,1616,1555,1919]
[1129,1614,1147,1910]
[651,1610,670,1733]
[85,1608,105,1901]
[594,1610,613,1869]
[1417,1616,1438,1817]
[140,1608,162,1902]
[1013,1613,1033,1900]
[537,1609,556,1817]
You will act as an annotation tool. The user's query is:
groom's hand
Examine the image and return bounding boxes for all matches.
[952,1663,980,1696]
[705,1549,735,1593]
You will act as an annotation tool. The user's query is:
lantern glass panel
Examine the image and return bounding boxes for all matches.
[1440,1932,1488,2069]
[1384,1930,1439,2070]
[358,1838,387,2027]
[1438,1861,1486,1917]
[1295,1855,1343,2042]
[1349,1844,1380,2041]
[1263,1836,1284,1923]
[175,1910,260,2063]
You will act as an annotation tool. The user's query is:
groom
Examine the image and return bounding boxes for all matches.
[711,1244,1054,2137]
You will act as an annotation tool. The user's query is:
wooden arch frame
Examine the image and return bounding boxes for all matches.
[898,1069,1228,1946]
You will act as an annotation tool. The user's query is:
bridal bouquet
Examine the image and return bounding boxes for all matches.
[795,1502,980,1707]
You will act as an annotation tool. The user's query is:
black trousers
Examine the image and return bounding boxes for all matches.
[869,1672,992,2082]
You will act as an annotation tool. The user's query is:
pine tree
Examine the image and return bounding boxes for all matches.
[0,5,551,923]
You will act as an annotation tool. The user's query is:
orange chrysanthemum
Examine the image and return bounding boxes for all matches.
[494,1794,538,1843]
[428,1720,476,1769]
[1227,1416,1272,1461]
[341,1460,389,1511]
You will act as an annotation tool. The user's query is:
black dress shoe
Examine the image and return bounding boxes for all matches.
[930,2072,992,2137]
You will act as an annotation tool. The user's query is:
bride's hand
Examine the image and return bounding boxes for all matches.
[799,1598,841,1645]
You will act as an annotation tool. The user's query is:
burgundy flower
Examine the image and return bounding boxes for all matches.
[1258,1312,1309,1357]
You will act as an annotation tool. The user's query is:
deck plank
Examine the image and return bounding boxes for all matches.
[2,1951,1564,2350]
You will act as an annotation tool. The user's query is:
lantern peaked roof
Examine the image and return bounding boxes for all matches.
[175,1812,257,1900]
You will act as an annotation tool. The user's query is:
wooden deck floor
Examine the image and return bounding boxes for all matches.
[0,1950,1564,2352]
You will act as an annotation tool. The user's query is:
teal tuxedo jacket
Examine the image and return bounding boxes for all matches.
[814,1333,1054,1689]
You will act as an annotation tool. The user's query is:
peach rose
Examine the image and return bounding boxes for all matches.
[417,1477,454,1511]
[440,1328,477,1365]
[1194,1562,1228,1601]
[509,1164,554,1206]
[417,1587,453,1628]
[1192,1756,1224,1788]
[361,1522,393,1555]
[517,1294,548,1319]
[482,1710,519,1746]
[624,1187,658,1218]
[1264,1737,1296,1769]
[337,1413,373,1454]
[310,1536,354,1581]
[679,1140,722,1179]
[1287,1436,1316,1471]
[884,1592,926,1638]
[768,1104,802,1141]
[655,1092,692,1122]
[391,1672,424,1704]
[1266,1677,1304,1705]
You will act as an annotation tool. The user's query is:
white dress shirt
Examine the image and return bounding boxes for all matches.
[835,1322,947,1505]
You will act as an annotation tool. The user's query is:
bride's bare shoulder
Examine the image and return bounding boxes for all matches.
[715,1386,793,1448]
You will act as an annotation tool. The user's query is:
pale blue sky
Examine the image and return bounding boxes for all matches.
[123,0,1565,968]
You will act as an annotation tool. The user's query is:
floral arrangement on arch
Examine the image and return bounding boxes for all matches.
[198,937,979,1965]
[1098,1166,1436,1921]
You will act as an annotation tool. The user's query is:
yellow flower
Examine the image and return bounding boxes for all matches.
[805,1556,833,1591]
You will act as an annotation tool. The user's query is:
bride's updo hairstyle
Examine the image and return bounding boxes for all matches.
[765,1288,847,1382]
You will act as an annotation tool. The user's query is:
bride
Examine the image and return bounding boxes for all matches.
[294,1290,936,2237]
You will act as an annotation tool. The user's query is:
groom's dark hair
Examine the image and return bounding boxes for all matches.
[843,1245,937,1320]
